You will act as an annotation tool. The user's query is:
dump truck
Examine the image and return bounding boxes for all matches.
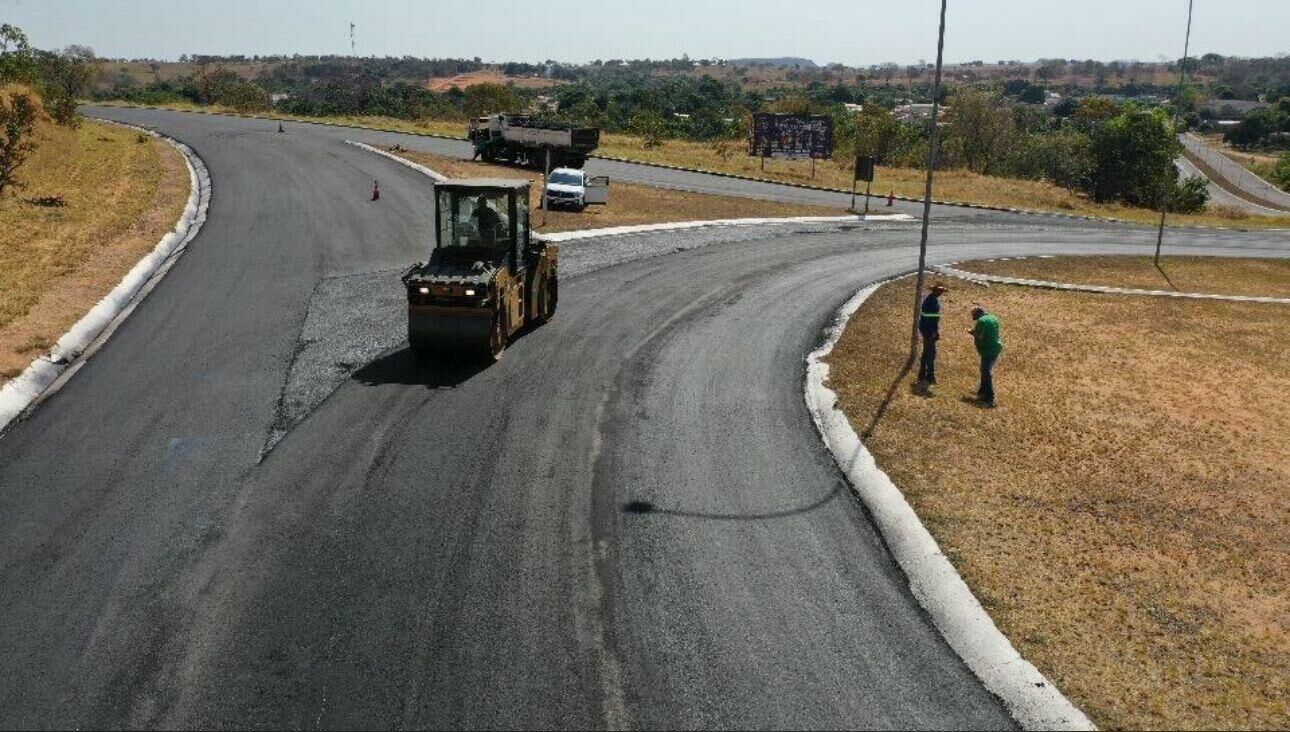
[401,178,558,361]
[468,114,599,169]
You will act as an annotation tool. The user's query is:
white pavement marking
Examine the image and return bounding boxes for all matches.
[344,140,448,181]
[0,121,212,434]
[537,214,914,241]
[804,279,1096,732]
[934,265,1290,304]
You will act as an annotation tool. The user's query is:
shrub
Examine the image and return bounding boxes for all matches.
[1168,175,1210,214]
[0,90,39,196]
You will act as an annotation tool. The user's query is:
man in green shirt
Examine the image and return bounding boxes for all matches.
[970,306,1004,407]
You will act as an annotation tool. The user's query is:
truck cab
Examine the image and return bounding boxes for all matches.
[401,179,558,361]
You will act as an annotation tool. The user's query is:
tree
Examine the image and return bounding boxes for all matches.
[1270,152,1290,191]
[1223,107,1287,148]
[1008,129,1094,190]
[844,105,906,162]
[0,90,39,196]
[222,81,270,112]
[462,83,521,117]
[630,109,667,148]
[942,89,1016,174]
[35,45,98,126]
[1088,108,1182,206]
[0,23,36,82]
[1019,85,1045,104]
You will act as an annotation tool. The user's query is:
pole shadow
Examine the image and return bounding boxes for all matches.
[860,349,917,441]
[1154,261,1179,291]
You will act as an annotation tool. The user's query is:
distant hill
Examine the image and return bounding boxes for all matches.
[727,57,818,69]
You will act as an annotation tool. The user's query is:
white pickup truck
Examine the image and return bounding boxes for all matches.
[544,168,610,211]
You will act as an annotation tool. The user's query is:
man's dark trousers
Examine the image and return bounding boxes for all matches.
[978,353,998,403]
[919,333,937,382]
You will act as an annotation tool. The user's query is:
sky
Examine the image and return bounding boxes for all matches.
[2,0,1287,66]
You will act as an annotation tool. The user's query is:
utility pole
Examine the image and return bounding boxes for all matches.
[911,0,948,353]
[350,22,356,56]
[1155,0,1195,265]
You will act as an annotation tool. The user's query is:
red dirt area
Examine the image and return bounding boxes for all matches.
[426,70,557,92]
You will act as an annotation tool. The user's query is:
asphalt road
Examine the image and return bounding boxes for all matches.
[1180,133,1290,211]
[0,107,1285,729]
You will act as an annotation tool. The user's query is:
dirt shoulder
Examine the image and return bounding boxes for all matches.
[823,259,1289,730]
[961,255,1290,298]
[388,149,846,232]
[0,116,189,384]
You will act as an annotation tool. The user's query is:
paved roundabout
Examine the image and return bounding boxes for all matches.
[0,107,1285,729]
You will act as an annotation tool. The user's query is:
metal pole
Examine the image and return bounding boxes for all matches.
[851,177,858,211]
[911,0,948,352]
[1156,0,1195,265]
[541,147,552,227]
[864,177,872,216]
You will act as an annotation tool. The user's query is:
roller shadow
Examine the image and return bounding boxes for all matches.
[351,346,485,388]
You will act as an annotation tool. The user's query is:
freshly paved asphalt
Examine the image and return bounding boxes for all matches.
[0,107,1285,729]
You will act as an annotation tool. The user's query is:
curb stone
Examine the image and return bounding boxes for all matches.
[803,278,1096,731]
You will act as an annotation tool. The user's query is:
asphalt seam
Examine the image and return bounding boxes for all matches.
[934,263,1290,303]
[0,119,212,435]
[803,277,1096,732]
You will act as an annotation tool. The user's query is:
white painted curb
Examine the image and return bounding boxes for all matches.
[804,279,1096,731]
[0,121,212,433]
[345,140,447,182]
[934,264,1290,304]
[537,214,914,242]
[344,140,916,242]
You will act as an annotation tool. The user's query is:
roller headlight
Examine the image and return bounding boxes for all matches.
[465,288,476,296]
[418,287,430,294]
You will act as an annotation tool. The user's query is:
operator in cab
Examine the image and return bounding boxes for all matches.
[470,194,504,246]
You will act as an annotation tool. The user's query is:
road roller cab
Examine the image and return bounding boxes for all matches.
[401,179,558,361]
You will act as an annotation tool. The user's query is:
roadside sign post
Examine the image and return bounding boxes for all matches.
[854,155,876,216]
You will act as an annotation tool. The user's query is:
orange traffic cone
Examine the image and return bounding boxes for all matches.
[371,180,380,201]
[886,191,894,207]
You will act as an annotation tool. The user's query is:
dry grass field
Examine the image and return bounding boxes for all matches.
[964,255,1290,298]
[390,149,844,232]
[0,93,189,384]
[823,258,1290,730]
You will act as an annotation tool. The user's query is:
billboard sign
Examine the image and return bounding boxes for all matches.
[750,113,834,160]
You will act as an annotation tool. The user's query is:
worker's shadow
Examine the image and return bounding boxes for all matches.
[351,346,485,389]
